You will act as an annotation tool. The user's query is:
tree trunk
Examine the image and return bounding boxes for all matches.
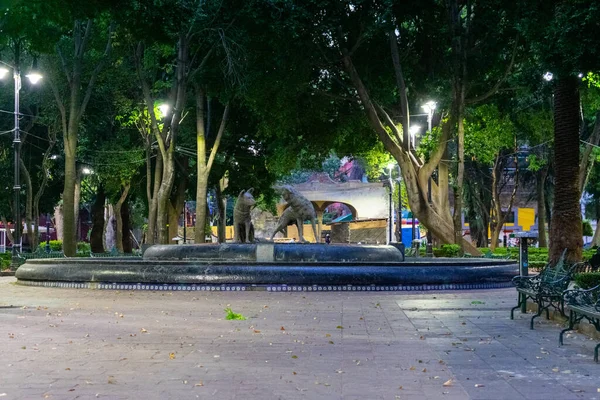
[216,179,227,243]
[62,147,77,256]
[90,185,106,253]
[104,204,115,251]
[156,152,176,244]
[114,184,130,253]
[54,205,63,241]
[592,219,600,247]
[537,166,548,248]
[453,108,465,253]
[550,77,582,263]
[146,145,162,244]
[121,200,132,253]
[195,170,209,243]
[74,170,82,244]
[194,84,230,243]
[340,47,479,255]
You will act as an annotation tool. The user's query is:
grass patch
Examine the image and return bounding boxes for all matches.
[224,308,246,320]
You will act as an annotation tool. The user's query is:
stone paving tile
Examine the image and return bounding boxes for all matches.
[2,278,600,399]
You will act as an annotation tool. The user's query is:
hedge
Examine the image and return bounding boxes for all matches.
[574,272,600,290]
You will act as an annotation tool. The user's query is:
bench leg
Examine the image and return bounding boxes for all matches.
[530,299,544,330]
[559,310,574,346]
[511,294,522,320]
[595,343,599,363]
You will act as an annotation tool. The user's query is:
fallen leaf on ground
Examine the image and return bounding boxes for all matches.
[195,381,204,387]
[280,326,285,330]
[140,328,148,333]
[254,330,261,333]
[474,384,484,388]
[169,353,176,359]
[443,379,454,387]
[325,334,331,337]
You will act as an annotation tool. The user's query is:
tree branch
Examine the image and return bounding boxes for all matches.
[206,104,230,172]
[78,21,115,122]
[465,37,518,105]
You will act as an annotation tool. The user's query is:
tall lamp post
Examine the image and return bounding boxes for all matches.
[422,101,436,257]
[0,63,42,268]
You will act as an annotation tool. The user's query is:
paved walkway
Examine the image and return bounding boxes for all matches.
[1,277,599,400]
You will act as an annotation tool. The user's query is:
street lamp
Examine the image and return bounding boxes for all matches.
[158,103,170,118]
[0,62,43,268]
[421,101,436,257]
[409,125,421,150]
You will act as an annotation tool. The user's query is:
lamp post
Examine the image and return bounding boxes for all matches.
[422,101,436,257]
[0,63,42,268]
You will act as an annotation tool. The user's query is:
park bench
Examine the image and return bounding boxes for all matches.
[510,249,581,329]
[560,284,600,362]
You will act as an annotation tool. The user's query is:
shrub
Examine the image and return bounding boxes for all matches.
[441,244,460,257]
[1,253,11,270]
[574,272,600,290]
[37,240,62,252]
[77,242,91,254]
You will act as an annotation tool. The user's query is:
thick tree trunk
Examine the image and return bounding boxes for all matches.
[74,170,82,243]
[54,205,63,241]
[90,186,106,253]
[62,148,77,256]
[104,204,115,251]
[340,47,479,255]
[114,184,130,253]
[537,167,548,248]
[146,147,162,244]
[453,109,465,253]
[592,220,600,247]
[121,200,132,253]
[195,171,209,243]
[550,77,582,263]
[156,152,175,244]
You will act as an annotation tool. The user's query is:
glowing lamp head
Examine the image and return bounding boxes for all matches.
[0,67,9,79]
[25,73,43,84]
[158,104,170,117]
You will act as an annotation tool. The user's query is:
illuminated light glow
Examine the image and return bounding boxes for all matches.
[409,125,421,136]
[422,101,437,113]
[25,73,43,84]
[543,71,553,81]
[158,104,170,117]
[82,168,93,175]
[0,67,9,79]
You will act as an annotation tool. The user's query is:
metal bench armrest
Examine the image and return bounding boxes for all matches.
[564,284,600,307]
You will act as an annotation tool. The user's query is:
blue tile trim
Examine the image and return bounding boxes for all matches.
[16,280,513,291]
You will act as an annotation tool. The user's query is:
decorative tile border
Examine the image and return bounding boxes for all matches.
[16,280,513,292]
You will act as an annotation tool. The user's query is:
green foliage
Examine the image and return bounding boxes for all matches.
[465,105,515,165]
[441,244,461,258]
[37,240,63,251]
[322,153,342,180]
[574,272,600,290]
[224,308,246,321]
[0,253,11,270]
[356,142,394,182]
[582,220,594,237]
